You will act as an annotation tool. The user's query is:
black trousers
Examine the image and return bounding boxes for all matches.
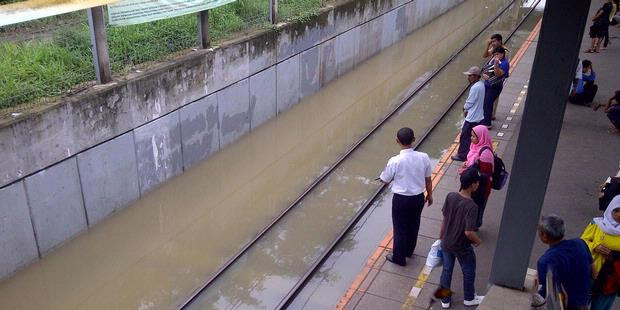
[568,83,598,105]
[392,193,425,264]
[456,120,481,159]
[603,24,611,47]
[483,84,503,126]
[471,176,490,228]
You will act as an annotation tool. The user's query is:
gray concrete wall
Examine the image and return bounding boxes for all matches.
[0,0,464,280]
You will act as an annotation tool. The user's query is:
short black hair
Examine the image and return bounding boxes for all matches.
[397,127,415,145]
[459,168,480,190]
[492,46,506,55]
[491,33,503,43]
[582,59,592,69]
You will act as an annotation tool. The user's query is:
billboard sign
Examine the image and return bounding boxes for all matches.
[107,0,236,26]
[0,0,117,27]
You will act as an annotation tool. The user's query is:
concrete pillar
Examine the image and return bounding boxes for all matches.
[489,0,591,289]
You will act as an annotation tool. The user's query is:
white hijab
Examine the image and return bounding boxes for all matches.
[594,195,620,235]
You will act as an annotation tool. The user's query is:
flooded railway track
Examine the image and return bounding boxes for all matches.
[180,0,542,308]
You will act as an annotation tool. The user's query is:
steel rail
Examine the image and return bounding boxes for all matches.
[179,0,534,307]
[277,0,543,308]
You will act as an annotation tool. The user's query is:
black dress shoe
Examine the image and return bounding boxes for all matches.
[451,155,465,161]
[386,253,406,266]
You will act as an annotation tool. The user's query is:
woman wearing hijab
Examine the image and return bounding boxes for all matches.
[581,196,620,309]
[458,125,494,228]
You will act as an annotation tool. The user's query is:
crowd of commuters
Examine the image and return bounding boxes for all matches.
[378,16,619,306]
[380,125,489,308]
[534,192,620,310]
[379,32,511,308]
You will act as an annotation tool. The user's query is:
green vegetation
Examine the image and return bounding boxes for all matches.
[0,0,321,109]
[0,0,25,4]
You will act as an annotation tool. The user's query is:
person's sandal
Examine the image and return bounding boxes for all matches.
[585,48,594,53]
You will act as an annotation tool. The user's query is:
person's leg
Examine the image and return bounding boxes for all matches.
[390,194,408,265]
[483,86,500,126]
[609,114,620,131]
[569,92,587,105]
[440,250,457,303]
[589,26,598,51]
[586,84,598,104]
[603,25,610,48]
[405,193,425,257]
[456,121,475,160]
[596,36,603,52]
[493,84,503,119]
[471,180,488,228]
[482,86,493,126]
[492,97,499,120]
[457,246,477,302]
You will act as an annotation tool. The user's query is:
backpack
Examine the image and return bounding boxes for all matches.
[478,146,509,190]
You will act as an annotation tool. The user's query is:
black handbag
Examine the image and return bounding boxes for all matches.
[600,177,620,211]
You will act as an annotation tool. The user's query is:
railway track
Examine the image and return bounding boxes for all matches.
[179,0,542,308]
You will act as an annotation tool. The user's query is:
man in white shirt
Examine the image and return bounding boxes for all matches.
[380,127,433,266]
[452,66,485,161]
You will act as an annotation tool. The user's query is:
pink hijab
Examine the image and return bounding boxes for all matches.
[467,125,494,167]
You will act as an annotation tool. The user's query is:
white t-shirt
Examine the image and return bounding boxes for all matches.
[380,149,432,196]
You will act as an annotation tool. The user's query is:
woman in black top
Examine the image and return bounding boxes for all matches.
[587,0,613,53]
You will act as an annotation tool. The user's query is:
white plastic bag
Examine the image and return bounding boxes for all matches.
[425,240,443,268]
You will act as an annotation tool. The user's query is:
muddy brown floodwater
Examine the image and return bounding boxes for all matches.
[0,0,527,309]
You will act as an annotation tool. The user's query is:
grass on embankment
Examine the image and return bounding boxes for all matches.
[0,0,321,109]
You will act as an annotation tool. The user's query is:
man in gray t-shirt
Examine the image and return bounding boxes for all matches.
[438,168,484,308]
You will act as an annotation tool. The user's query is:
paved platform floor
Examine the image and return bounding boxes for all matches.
[337,0,620,308]
[336,16,541,310]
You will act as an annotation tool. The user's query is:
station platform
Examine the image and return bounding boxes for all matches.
[335,0,620,308]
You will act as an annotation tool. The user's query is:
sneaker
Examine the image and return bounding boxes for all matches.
[441,300,450,309]
[463,295,484,306]
[531,293,546,307]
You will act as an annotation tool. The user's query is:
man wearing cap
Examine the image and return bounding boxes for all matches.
[452,66,485,162]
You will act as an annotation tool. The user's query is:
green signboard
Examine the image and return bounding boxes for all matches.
[108,0,236,26]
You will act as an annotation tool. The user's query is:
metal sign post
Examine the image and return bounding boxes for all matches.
[198,10,209,48]
[270,0,277,24]
[87,6,112,84]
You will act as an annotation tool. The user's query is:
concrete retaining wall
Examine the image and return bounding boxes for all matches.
[0,0,464,280]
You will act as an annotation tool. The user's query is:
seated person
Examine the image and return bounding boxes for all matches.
[569,60,598,106]
[603,90,620,133]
